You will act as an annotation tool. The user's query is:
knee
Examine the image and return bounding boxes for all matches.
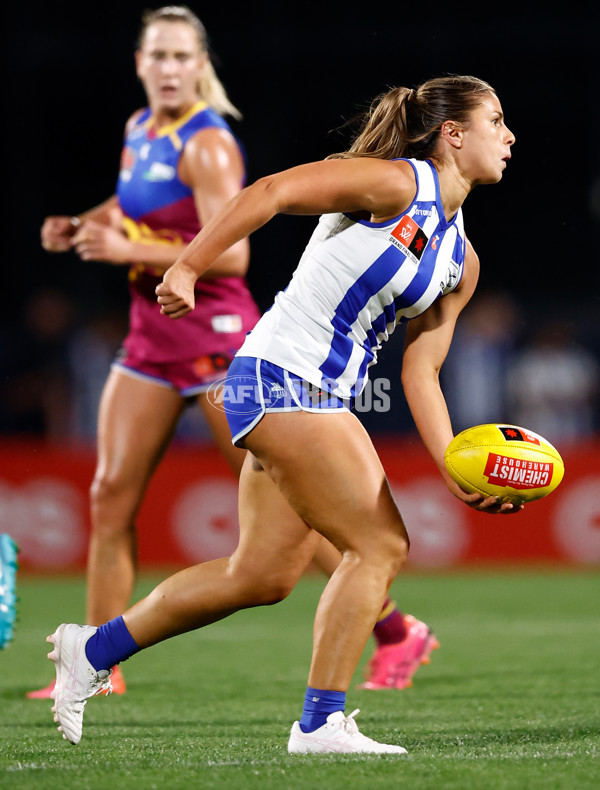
[386,532,410,576]
[89,472,136,532]
[254,580,294,606]
[90,472,119,510]
[356,531,409,582]
[249,572,297,606]
[227,563,297,607]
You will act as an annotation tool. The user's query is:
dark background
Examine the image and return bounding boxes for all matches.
[3,2,599,438]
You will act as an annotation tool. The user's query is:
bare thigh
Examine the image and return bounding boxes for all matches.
[241,410,409,563]
[227,452,324,595]
[200,392,351,584]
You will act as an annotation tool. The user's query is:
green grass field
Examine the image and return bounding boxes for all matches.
[1,569,598,789]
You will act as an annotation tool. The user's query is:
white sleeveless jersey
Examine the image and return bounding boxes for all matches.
[239,158,466,399]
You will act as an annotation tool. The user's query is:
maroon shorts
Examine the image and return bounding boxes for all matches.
[113,348,234,397]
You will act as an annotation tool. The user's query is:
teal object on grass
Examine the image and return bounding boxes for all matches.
[0,533,18,648]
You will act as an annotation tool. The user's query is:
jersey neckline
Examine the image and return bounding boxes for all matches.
[343,158,459,230]
[144,100,209,138]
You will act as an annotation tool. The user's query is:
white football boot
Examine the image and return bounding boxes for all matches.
[288,709,407,754]
[47,623,112,744]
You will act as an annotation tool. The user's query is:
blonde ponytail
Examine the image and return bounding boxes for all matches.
[198,60,242,120]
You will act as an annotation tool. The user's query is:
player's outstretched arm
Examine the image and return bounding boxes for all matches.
[401,240,520,515]
[157,157,417,317]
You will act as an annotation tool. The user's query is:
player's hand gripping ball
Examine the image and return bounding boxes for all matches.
[444,424,564,506]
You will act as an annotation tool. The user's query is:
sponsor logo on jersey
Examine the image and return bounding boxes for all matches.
[484,453,552,489]
[119,146,136,182]
[412,206,434,217]
[144,162,176,182]
[389,215,429,263]
[120,146,136,170]
[499,426,541,445]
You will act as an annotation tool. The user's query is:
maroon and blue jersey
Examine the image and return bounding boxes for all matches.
[116,100,259,365]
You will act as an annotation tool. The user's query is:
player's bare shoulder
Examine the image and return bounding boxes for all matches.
[124,108,147,135]
[369,159,417,222]
[181,125,243,182]
[186,125,239,160]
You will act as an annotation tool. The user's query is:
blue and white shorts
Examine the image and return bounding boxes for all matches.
[213,356,352,446]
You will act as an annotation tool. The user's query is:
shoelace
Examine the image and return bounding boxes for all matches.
[92,671,113,697]
[339,709,386,747]
[340,709,361,735]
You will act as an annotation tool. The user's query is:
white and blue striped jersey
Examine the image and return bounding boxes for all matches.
[238,158,466,399]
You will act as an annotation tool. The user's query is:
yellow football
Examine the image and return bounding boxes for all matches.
[444,424,565,506]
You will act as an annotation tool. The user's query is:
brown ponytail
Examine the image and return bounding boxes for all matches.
[328,75,495,161]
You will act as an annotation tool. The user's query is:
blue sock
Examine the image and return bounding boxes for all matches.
[299,687,346,733]
[84,616,140,671]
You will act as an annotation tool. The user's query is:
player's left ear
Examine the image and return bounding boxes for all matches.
[440,120,464,149]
